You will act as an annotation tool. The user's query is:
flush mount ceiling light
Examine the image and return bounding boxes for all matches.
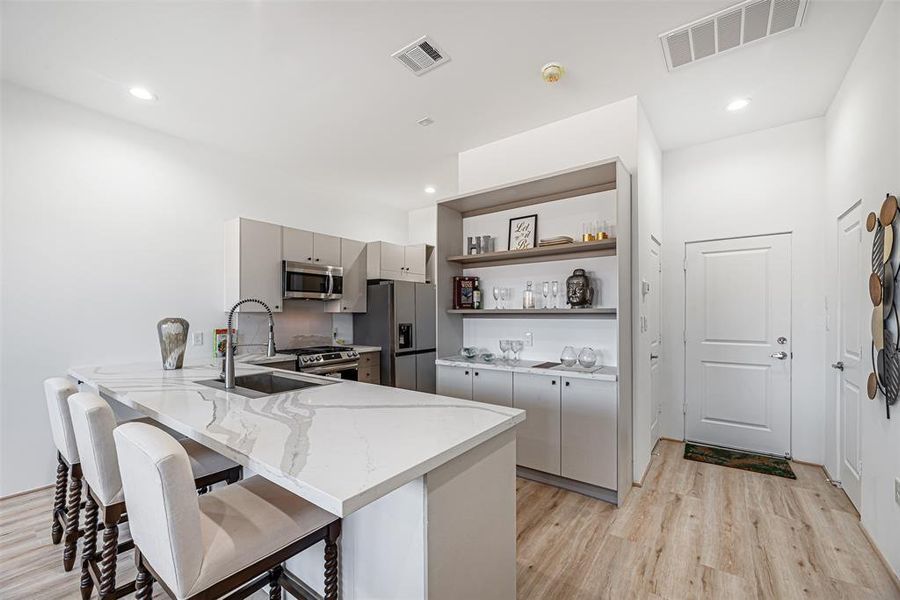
[129,87,157,101]
[417,116,435,127]
[424,186,436,194]
[727,97,751,111]
[541,62,565,84]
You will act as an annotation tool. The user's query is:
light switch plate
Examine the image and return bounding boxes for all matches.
[192,332,204,347]
[524,332,533,347]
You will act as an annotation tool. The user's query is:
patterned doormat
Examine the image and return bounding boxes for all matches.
[684,443,796,479]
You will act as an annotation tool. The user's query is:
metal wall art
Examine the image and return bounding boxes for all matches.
[866,193,899,419]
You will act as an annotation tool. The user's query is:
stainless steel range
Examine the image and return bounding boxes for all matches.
[281,346,360,379]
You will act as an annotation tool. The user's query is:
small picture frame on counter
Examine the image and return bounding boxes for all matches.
[508,214,538,250]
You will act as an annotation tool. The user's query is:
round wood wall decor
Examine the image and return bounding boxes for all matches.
[868,192,900,419]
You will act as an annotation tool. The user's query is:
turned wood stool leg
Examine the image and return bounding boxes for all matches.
[268,565,284,600]
[80,492,99,600]
[62,466,83,571]
[98,521,119,598]
[135,552,153,600]
[323,521,341,600]
[51,455,68,544]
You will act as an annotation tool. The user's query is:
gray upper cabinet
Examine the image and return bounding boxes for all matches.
[436,365,473,400]
[561,378,617,489]
[513,372,561,474]
[405,243,426,276]
[282,227,342,265]
[224,218,283,312]
[368,242,426,282]
[325,238,367,314]
[472,369,513,408]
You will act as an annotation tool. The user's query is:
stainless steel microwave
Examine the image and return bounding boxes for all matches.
[283,261,343,300]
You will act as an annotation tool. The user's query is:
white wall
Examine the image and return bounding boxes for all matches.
[0,83,409,496]
[823,0,900,575]
[408,205,437,246]
[660,118,827,464]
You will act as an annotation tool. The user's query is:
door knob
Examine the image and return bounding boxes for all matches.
[831,361,844,371]
[770,351,788,360]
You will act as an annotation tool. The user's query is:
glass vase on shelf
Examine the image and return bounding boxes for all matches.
[523,281,535,309]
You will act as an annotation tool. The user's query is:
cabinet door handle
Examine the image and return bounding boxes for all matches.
[565,381,570,387]
[551,380,557,385]
[474,371,479,376]
[464,370,469,375]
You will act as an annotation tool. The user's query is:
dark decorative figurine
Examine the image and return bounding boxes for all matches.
[866,192,899,419]
[565,268,594,308]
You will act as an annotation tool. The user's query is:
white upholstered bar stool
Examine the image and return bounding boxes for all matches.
[114,422,341,600]
[44,377,86,572]
[68,392,243,600]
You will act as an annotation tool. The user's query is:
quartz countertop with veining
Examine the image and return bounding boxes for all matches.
[435,356,618,381]
[68,361,524,516]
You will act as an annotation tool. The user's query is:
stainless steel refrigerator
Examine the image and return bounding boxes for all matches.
[353,280,436,393]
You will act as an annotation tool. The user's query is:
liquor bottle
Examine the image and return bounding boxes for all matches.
[473,280,482,309]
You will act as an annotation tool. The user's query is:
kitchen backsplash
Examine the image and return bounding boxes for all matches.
[232,301,353,352]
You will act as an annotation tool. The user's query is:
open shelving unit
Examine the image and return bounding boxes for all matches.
[446,308,617,317]
[445,238,616,267]
[435,156,633,507]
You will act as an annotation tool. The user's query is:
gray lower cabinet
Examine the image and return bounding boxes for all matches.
[513,373,561,475]
[436,365,473,400]
[560,378,617,489]
[472,369,513,408]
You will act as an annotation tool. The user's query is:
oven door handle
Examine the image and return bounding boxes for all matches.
[303,362,358,375]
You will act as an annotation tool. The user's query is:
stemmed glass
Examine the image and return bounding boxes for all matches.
[551,281,560,309]
[510,339,524,362]
[499,339,511,362]
[499,288,509,310]
[492,286,500,310]
[542,281,550,310]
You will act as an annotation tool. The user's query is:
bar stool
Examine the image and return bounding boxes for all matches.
[114,422,341,600]
[44,377,85,571]
[69,392,243,600]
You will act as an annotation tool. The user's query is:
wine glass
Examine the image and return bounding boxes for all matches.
[551,281,560,309]
[499,287,509,310]
[542,281,550,310]
[499,339,511,362]
[507,287,515,309]
[492,286,500,309]
[510,339,524,362]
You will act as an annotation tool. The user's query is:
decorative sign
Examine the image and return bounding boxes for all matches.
[508,214,538,250]
[866,193,899,419]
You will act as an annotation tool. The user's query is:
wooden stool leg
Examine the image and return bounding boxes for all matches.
[323,521,341,600]
[51,455,68,544]
[62,466,83,571]
[135,552,153,600]
[98,521,119,598]
[80,492,99,600]
[268,565,283,600]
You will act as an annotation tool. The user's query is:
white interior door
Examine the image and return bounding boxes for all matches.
[685,234,792,456]
[649,237,662,445]
[836,203,863,509]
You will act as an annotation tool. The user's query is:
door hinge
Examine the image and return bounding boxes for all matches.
[857,460,862,475]
[682,402,687,415]
[683,257,687,272]
[683,330,687,344]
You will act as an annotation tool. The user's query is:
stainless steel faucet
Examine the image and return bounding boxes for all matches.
[223,298,276,389]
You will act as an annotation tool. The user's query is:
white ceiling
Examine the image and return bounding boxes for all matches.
[1,1,880,210]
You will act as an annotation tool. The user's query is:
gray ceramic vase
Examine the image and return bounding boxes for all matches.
[157,317,189,370]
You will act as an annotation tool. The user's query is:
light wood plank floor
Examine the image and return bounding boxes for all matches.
[2,440,897,599]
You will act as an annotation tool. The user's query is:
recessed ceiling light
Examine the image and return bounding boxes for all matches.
[129,87,157,101]
[726,97,750,111]
[424,186,436,194]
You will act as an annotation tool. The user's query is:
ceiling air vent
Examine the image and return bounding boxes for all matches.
[392,35,451,76]
[659,0,808,71]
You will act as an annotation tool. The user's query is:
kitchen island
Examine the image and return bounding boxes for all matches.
[69,361,524,600]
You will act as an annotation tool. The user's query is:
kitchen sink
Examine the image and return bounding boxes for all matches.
[196,372,335,398]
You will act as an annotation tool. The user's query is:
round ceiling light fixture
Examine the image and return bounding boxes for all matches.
[726,97,750,112]
[129,87,157,101]
[541,62,565,84]
[424,186,436,194]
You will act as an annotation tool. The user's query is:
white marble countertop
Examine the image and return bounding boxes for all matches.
[435,356,618,382]
[234,353,298,365]
[344,345,381,354]
[68,361,524,517]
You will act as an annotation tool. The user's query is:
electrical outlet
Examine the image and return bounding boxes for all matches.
[524,332,533,347]
[192,332,204,347]
[895,478,900,507]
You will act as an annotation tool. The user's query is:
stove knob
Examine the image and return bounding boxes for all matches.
[316,356,323,362]
[300,356,308,363]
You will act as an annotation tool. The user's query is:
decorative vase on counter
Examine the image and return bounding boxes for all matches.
[157,317,189,370]
[560,346,578,367]
[578,347,598,368]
